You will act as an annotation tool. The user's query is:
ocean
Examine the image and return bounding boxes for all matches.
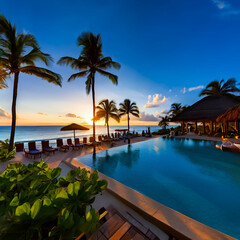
[0,125,165,148]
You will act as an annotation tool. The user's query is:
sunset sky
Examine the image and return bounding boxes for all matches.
[1,0,240,126]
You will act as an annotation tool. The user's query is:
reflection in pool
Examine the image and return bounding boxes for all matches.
[77,137,240,238]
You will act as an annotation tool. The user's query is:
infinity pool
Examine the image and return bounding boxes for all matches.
[77,137,240,238]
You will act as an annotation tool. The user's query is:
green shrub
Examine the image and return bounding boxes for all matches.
[0,139,16,162]
[0,160,108,239]
[152,128,170,135]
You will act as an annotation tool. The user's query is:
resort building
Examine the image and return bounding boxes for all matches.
[172,95,240,135]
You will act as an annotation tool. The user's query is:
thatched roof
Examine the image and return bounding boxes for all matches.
[216,104,240,122]
[173,95,240,122]
[60,123,89,131]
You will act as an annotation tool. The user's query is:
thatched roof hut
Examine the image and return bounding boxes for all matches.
[216,104,240,122]
[173,95,240,122]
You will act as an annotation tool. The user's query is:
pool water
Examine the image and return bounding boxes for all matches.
[76,137,240,238]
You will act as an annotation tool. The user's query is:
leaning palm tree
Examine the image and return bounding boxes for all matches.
[158,115,169,129]
[199,78,240,96]
[119,99,139,133]
[95,99,120,137]
[0,14,62,151]
[58,32,120,141]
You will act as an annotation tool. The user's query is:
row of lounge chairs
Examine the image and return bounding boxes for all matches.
[14,134,124,158]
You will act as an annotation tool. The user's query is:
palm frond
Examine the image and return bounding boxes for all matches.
[20,66,62,86]
[68,71,88,82]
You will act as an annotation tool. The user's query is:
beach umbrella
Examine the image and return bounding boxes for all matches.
[60,123,89,142]
[216,104,240,122]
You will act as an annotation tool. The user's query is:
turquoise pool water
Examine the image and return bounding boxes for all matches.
[76,137,240,238]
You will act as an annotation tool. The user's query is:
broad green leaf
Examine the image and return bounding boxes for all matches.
[56,190,68,199]
[86,210,92,222]
[31,199,42,219]
[73,181,80,195]
[9,196,19,207]
[67,183,74,196]
[42,196,51,207]
[0,195,5,201]
[51,168,61,179]
[15,202,31,217]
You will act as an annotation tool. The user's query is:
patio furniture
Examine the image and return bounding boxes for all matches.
[25,141,42,158]
[15,142,24,152]
[67,138,81,150]
[57,138,69,152]
[41,140,56,155]
[75,138,84,148]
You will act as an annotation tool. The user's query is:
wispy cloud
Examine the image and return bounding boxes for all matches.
[188,85,204,92]
[212,0,230,9]
[59,113,83,119]
[144,94,167,108]
[138,112,159,121]
[0,107,11,119]
[37,112,48,116]
[181,85,204,94]
[160,109,167,114]
[211,0,240,15]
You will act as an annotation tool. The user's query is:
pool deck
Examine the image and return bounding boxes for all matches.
[0,134,237,239]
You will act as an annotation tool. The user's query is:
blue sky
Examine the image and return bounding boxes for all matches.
[1,0,240,125]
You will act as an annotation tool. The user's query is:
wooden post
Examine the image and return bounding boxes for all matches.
[211,121,213,133]
[203,121,206,134]
[195,121,198,133]
[226,121,229,134]
[181,121,184,133]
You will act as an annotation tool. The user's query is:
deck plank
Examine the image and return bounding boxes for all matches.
[99,213,125,238]
[88,230,107,240]
[109,222,131,240]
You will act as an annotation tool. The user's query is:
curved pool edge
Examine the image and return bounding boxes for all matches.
[63,158,236,240]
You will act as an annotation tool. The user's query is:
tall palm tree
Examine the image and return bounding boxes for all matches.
[168,103,183,119]
[199,78,240,96]
[119,99,139,133]
[158,115,169,129]
[0,14,62,151]
[58,32,120,141]
[95,99,119,137]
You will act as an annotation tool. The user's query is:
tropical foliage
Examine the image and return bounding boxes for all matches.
[0,160,108,240]
[0,68,8,89]
[95,99,120,137]
[58,32,120,141]
[158,116,169,129]
[199,78,240,96]
[0,139,16,162]
[0,14,62,152]
[168,103,187,119]
[119,99,140,132]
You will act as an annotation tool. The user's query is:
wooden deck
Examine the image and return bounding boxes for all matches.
[88,207,160,240]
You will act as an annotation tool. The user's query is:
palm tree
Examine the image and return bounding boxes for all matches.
[95,99,119,137]
[158,115,169,129]
[119,99,139,133]
[168,103,183,119]
[199,78,240,96]
[0,15,62,151]
[0,68,8,89]
[58,32,120,141]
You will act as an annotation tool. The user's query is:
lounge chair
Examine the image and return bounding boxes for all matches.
[89,137,101,146]
[15,142,24,152]
[57,138,69,152]
[25,141,42,158]
[111,133,120,141]
[102,135,113,143]
[41,140,56,155]
[67,138,81,150]
[83,137,92,147]
[75,138,84,148]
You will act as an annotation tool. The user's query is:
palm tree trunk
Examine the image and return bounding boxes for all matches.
[127,113,130,133]
[92,73,96,142]
[107,120,110,138]
[9,72,19,152]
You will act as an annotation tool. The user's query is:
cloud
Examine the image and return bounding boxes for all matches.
[37,112,48,116]
[59,113,83,119]
[144,94,167,108]
[138,112,159,121]
[169,89,172,92]
[181,87,187,94]
[0,108,11,119]
[212,0,230,9]
[80,121,89,125]
[188,85,204,92]
[160,109,167,114]
[181,85,204,94]
[211,0,240,15]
